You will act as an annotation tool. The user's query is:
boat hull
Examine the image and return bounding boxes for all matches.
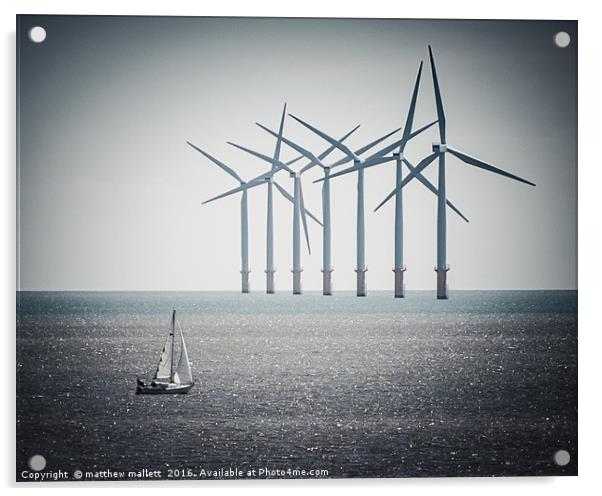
[136,382,194,395]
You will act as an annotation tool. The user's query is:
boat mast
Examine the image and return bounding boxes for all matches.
[170,310,175,382]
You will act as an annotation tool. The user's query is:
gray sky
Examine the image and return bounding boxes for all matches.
[17,16,577,290]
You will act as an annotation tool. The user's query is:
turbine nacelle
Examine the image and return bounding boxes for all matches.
[432,143,447,153]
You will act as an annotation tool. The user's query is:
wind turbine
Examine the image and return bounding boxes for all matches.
[375,45,536,299]
[312,61,468,297]
[186,142,254,293]
[290,114,433,297]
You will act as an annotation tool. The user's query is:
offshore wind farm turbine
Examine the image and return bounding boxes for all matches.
[290,115,431,296]
[186,142,254,293]
[226,137,323,294]
[315,61,468,297]
[375,45,536,299]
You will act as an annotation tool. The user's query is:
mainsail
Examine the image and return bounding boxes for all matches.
[154,311,176,382]
[173,321,193,385]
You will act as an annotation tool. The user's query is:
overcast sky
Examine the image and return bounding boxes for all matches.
[17,16,577,291]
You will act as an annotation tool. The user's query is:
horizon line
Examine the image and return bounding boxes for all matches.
[15,288,578,292]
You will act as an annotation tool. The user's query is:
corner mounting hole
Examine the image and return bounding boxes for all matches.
[28,454,46,471]
[29,26,46,43]
[554,31,570,48]
[553,449,570,466]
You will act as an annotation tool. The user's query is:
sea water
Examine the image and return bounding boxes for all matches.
[16,290,577,479]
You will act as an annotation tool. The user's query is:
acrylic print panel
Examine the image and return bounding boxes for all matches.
[16,15,577,481]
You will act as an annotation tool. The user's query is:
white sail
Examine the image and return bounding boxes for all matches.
[154,332,174,381]
[173,323,193,385]
[154,312,176,381]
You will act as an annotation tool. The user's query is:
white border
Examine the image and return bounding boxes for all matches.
[3,1,599,495]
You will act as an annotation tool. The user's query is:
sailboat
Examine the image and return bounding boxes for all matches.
[136,310,195,394]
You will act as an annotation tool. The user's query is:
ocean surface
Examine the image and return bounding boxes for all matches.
[16,290,577,480]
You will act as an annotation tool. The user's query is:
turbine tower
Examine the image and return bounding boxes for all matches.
[319,61,468,297]
[186,142,254,293]
[291,115,429,296]
[375,45,536,299]
[257,124,361,295]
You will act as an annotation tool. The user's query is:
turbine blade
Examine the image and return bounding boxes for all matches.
[300,124,361,174]
[186,141,243,183]
[407,119,438,140]
[446,199,470,223]
[364,137,405,161]
[362,155,397,168]
[286,155,305,166]
[228,141,293,175]
[333,127,403,166]
[289,114,358,161]
[273,103,287,166]
[334,124,362,147]
[202,180,264,205]
[403,158,469,223]
[299,160,321,175]
[256,122,323,167]
[246,173,271,186]
[374,186,400,213]
[428,45,446,143]
[365,120,437,162]
[274,181,322,227]
[315,161,360,182]
[402,61,423,141]
[373,151,439,212]
[273,180,294,205]
[354,127,401,156]
[447,147,536,187]
[319,125,362,160]
[327,149,396,180]
[299,181,311,253]
[330,155,353,167]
